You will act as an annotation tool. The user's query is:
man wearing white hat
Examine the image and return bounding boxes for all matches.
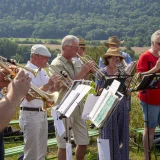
[19,44,61,160]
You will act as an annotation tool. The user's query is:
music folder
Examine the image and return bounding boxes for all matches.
[57,80,92,117]
[133,73,160,91]
[89,80,124,128]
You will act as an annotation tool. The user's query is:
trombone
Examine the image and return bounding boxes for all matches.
[0,56,39,77]
[0,58,59,111]
[76,53,108,81]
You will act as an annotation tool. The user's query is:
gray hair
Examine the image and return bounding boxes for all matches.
[151,30,160,47]
[61,35,79,48]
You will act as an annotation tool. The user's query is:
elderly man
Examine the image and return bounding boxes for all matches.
[19,44,61,160]
[137,30,160,160]
[99,36,132,69]
[51,35,94,160]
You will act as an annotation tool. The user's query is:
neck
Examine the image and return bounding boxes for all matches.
[149,48,160,58]
[62,52,72,61]
[30,59,40,68]
[106,65,117,75]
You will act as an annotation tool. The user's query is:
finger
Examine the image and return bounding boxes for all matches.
[15,69,25,79]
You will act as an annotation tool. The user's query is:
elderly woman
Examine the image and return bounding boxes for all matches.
[97,48,129,160]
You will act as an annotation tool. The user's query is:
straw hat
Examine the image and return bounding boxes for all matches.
[102,48,124,59]
[79,38,86,48]
[104,36,124,47]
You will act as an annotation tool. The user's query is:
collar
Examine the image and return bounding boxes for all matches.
[27,61,39,69]
[58,55,70,64]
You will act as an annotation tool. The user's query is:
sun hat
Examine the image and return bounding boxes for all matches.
[104,36,124,47]
[102,47,124,59]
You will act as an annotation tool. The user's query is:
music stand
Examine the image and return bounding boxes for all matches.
[57,80,92,145]
[132,73,160,160]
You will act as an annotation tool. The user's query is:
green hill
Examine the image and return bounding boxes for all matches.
[0,0,159,46]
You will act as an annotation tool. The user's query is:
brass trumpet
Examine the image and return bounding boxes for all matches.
[0,59,59,111]
[46,63,73,89]
[76,53,108,81]
[0,56,39,77]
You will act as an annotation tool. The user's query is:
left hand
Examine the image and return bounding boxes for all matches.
[49,74,61,91]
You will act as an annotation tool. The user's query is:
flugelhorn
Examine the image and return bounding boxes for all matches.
[0,56,39,77]
[76,53,108,81]
[0,59,59,111]
[46,63,73,89]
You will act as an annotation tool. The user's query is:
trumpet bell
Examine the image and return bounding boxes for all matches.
[42,91,59,111]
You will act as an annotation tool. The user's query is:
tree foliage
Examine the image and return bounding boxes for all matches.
[0,0,159,46]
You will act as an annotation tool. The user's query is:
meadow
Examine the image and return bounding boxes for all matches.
[5,93,158,160]
[3,38,156,159]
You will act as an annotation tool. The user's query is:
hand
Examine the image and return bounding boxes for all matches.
[81,61,95,75]
[7,69,31,99]
[155,58,160,71]
[51,74,61,91]
[47,74,61,91]
[9,65,19,74]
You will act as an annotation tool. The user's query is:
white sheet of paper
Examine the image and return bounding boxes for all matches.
[89,89,108,119]
[51,107,65,137]
[82,94,99,120]
[58,90,79,114]
[66,143,73,160]
[109,79,120,95]
[92,92,111,126]
[65,85,91,117]
[97,138,111,160]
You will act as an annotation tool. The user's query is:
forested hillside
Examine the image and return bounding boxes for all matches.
[0,0,159,46]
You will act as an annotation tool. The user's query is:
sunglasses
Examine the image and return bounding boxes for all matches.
[155,42,160,46]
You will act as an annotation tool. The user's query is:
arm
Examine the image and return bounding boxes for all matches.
[0,70,31,131]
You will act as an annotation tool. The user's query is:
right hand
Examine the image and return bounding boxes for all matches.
[81,61,95,75]
[8,69,31,99]
[155,58,160,71]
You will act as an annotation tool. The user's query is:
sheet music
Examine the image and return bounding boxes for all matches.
[66,143,73,160]
[97,138,111,160]
[92,92,119,128]
[65,85,92,117]
[92,92,112,127]
[58,90,80,114]
[82,94,99,120]
[89,89,108,119]
[51,107,65,137]
[109,79,120,94]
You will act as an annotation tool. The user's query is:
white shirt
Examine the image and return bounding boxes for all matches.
[20,61,49,108]
[72,57,83,67]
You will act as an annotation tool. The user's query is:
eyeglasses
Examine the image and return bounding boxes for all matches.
[155,42,160,46]
[66,45,79,49]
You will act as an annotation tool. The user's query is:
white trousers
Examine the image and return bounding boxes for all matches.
[19,110,48,160]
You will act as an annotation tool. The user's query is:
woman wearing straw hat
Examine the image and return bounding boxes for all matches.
[96,47,129,160]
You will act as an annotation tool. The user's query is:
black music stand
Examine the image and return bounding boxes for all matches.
[132,73,160,160]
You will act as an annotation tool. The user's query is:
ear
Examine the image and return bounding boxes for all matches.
[62,46,66,51]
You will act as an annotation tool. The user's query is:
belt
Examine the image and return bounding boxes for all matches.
[20,107,44,112]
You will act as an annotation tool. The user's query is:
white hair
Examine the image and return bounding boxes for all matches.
[61,35,79,48]
[151,30,160,47]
